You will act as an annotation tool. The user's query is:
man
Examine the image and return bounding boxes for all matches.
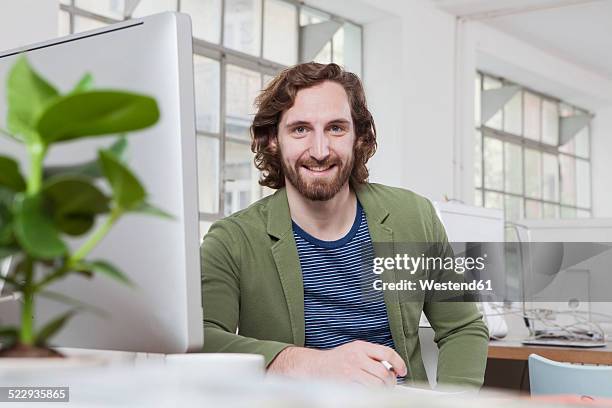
[201,62,489,388]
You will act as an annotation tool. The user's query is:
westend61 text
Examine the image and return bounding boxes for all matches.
[372,279,493,292]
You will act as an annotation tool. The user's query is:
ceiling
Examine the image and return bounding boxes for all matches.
[430,0,612,80]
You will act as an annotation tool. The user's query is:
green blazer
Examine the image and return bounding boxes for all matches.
[200,183,489,388]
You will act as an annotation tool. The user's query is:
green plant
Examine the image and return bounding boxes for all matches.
[0,55,168,356]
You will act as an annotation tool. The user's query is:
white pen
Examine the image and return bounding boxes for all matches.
[381,360,395,373]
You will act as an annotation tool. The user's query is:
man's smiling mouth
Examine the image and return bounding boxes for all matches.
[302,164,337,173]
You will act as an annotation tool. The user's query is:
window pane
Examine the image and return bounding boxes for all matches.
[574,126,590,158]
[300,5,329,25]
[504,142,522,194]
[505,195,523,221]
[560,154,576,206]
[577,209,591,218]
[263,0,297,65]
[474,74,481,126]
[74,16,108,33]
[181,0,222,43]
[131,0,177,17]
[483,76,502,130]
[474,130,482,188]
[225,141,261,216]
[75,0,125,19]
[559,103,573,117]
[262,185,275,198]
[541,100,559,145]
[263,74,275,88]
[561,206,576,218]
[559,136,575,155]
[194,56,220,133]
[484,191,503,210]
[314,42,332,64]
[58,10,70,36]
[333,22,362,78]
[226,64,261,140]
[525,200,542,218]
[484,137,503,190]
[199,221,213,242]
[542,203,559,219]
[503,91,522,136]
[542,153,559,202]
[523,92,541,141]
[475,189,483,207]
[524,149,542,199]
[197,136,219,213]
[576,159,591,208]
[224,0,262,56]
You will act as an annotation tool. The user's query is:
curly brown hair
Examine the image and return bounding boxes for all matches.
[250,62,377,189]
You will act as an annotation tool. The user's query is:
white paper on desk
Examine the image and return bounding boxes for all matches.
[394,386,471,396]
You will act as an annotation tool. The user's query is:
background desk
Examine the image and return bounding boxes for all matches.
[488,340,612,365]
[484,339,612,392]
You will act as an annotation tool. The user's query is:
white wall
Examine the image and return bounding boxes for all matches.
[363,16,404,189]
[0,0,57,53]
[362,0,458,201]
[592,107,612,217]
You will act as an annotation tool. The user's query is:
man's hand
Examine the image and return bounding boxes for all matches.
[267,340,407,387]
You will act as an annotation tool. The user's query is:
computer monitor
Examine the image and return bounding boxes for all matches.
[0,12,203,353]
[516,219,612,344]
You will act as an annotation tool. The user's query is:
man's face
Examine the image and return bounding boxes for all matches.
[277,81,355,201]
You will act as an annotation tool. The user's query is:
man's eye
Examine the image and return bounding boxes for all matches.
[330,125,344,133]
[295,126,307,134]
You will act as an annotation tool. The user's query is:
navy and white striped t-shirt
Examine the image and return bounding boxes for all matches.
[292,201,395,351]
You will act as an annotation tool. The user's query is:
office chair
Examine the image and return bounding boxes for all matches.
[528,353,612,398]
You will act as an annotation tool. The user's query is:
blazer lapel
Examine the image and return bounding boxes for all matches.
[267,189,305,346]
[355,184,411,376]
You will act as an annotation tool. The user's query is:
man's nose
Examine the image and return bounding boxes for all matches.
[309,128,330,161]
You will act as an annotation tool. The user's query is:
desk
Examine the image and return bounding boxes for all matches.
[488,340,612,365]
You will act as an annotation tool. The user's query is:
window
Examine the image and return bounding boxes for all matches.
[475,72,592,221]
[59,0,363,240]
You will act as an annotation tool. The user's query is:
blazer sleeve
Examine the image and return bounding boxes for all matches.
[422,202,490,389]
[200,220,292,367]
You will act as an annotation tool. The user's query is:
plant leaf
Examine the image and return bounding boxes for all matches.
[0,327,18,338]
[42,175,110,236]
[0,246,18,261]
[0,127,20,143]
[74,260,133,286]
[13,194,67,260]
[37,91,159,144]
[98,149,145,210]
[35,310,76,347]
[0,188,14,246]
[132,201,174,219]
[0,156,26,192]
[43,135,129,179]
[70,72,93,94]
[7,55,59,144]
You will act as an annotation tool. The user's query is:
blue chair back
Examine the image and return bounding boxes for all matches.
[529,353,612,398]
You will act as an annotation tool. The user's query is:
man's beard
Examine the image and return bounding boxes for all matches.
[281,152,353,201]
